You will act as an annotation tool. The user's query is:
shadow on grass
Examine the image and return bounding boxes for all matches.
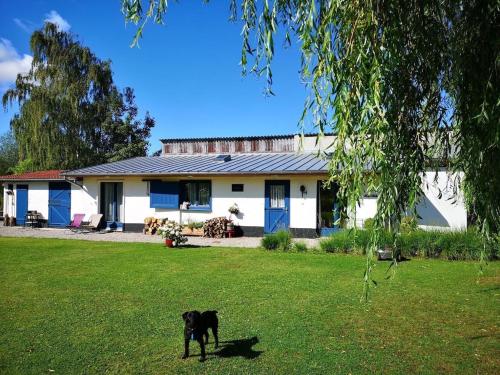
[189,336,263,360]
[213,336,263,359]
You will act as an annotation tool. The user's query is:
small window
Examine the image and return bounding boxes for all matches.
[232,184,244,192]
[180,180,211,210]
[270,184,285,208]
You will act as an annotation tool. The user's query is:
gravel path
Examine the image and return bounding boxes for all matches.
[0,226,320,248]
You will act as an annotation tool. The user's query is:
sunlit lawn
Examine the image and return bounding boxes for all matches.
[0,237,498,374]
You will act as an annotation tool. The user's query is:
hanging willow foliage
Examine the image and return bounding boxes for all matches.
[122,1,499,298]
[2,23,155,171]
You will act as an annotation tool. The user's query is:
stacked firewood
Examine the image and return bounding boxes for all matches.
[143,217,167,235]
[203,217,229,238]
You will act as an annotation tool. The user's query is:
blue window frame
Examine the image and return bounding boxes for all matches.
[180,180,211,211]
[150,181,179,209]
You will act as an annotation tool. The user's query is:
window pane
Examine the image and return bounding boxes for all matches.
[186,183,197,204]
[198,182,210,205]
[270,185,285,208]
[104,183,114,221]
[116,182,123,222]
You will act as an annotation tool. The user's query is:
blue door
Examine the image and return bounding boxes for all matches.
[16,184,28,225]
[48,182,71,227]
[264,180,290,233]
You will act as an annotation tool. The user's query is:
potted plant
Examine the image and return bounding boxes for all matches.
[182,221,204,236]
[228,203,239,217]
[158,221,188,247]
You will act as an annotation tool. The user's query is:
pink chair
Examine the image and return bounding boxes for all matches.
[66,214,86,232]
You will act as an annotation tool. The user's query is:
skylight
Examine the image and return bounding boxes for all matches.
[214,154,231,162]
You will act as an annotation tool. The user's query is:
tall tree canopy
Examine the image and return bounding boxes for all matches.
[2,23,155,172]
[0,131,18,176]
[121,0,498,294]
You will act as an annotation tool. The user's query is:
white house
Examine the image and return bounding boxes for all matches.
[1,133,467,236]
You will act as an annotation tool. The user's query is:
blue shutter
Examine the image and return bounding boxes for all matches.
[150,181,179,209]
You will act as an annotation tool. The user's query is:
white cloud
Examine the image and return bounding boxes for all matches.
[0,39,32,85]
[13,18,32,33]
[44,10,70,32]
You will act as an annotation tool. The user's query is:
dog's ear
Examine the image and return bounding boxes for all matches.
[182,311,189,321]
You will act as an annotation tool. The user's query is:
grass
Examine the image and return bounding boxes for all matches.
[0,237,499,374]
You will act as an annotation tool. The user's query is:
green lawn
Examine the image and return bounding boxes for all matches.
[0,238,498,374]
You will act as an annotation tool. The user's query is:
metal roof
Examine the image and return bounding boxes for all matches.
[64,153,330,177]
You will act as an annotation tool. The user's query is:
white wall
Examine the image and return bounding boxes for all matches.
[3,183,14,217]
[351,197,378,228]
[73,175,320,230]
[418,171,467,230]
[62,171,468,233]
[71,178,99,222]
[2,182,49,221]
[27,182,49,219]
[347,171,467,230]
[290,177,318,229]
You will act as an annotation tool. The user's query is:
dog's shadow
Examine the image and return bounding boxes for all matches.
[193,336,262,360]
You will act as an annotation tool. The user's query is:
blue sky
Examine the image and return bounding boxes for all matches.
[0,1,310,152]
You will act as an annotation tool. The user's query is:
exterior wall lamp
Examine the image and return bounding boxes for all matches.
[300,185,307,198]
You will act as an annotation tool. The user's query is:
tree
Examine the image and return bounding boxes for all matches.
[121,1,499,296]
[2,23,155,172]
[0,131,18,175]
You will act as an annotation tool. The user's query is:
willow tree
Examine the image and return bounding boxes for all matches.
[121,0,498,294]
[2,23,155,171]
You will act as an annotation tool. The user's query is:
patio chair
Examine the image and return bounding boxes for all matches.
[66,213,86,232]
[80,214,104,233]
[25,211,41,228]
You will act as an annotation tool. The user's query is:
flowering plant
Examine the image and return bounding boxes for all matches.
[228,203,239,215]
[157,221,187,246]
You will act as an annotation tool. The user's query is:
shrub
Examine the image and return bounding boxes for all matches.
[157,221,187,246]
[319,229,368,254]
[363,218,375,230]
[320,228,497,261]
[293,241,308,252]
[400,216,418,233]
[186,221,204,230]
[261,230,293,251]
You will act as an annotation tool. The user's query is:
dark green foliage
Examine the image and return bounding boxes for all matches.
[261,230,293,251]
[320,229,498,261]
[0,131,18,175]
[2,23,154,171]
[293,241,308,252]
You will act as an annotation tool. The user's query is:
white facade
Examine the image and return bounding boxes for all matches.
[2,170,468,235]
[66,175,321,232]
[2,182,50,221]
[1,134,468,235]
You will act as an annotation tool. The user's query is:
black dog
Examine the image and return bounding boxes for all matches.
[181,310,219,361]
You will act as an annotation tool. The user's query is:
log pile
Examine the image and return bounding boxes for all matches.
[203,217,229,238]
[143,217,167,235]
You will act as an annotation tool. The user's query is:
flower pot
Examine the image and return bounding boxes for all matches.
[165,239,174,248]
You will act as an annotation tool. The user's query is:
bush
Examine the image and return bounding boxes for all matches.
[319,229,372,254]
[293,241,308,252]
[400,216,418,233]
[261,230,293,251]
[186,221,204,230]
[363,218,375,230]
[320,228,497,260]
